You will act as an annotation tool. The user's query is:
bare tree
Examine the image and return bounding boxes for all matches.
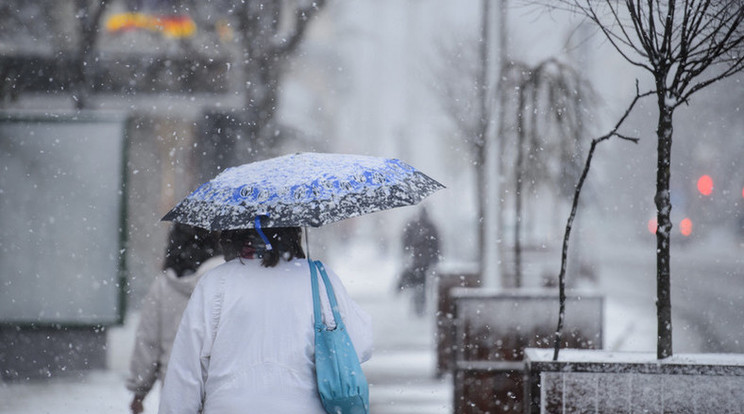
[430,2,492,274]
[232,0,327,157]
[432,37,482,151]
[546,0,744,359]
[508,58,592,286]
[0,2,95,107]
[71,0,111,110]
[434,41,594,287]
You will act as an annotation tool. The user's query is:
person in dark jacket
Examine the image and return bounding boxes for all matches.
[399,207,441,316]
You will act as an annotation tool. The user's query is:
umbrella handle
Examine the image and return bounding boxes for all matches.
[255,215,273,251]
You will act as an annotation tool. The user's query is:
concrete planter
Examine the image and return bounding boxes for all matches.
[434,269,481,378]
[451,288,603,414]
[524,348,744,413]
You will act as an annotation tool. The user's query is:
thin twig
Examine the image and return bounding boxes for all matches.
[552,83,653,361]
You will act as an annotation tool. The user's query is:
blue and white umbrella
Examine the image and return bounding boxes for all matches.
[162,152,445,230]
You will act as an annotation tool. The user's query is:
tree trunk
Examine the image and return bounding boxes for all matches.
[238,2,283,155]
[495,0,510,289]
[476,147,487,277]
[72,1,109,110]
[242,56,281,154]
[655,96,674,359]
[513,87,526,288]
[233,0,325,158]
[71,50,89,110]
[476,0,490,278]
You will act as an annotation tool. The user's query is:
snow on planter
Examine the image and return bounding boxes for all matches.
[524,348,744,413]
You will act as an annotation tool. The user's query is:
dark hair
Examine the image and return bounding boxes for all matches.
[220,227,305,268]
[163,223,220,277]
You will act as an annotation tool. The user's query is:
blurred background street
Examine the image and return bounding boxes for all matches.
[2,230,743,412]
[2,0,744,412]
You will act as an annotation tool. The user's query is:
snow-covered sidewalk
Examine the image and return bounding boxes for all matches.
[0,243,452,414]
[0,237,709,414]
[0,291,451,414]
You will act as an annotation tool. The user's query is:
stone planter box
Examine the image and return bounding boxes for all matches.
[524,348,744,413]
[452,288,603,414]
[434,269,481,378]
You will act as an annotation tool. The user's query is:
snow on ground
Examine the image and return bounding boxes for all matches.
[0,238,452,414]
[0,313,161,414]
[0,234,724,413]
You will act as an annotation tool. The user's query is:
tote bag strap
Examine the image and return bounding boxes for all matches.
[308,259,345,331]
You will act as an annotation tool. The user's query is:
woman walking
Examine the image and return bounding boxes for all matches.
[159,227,373,413]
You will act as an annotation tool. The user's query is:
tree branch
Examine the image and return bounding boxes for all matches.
[582,1,656,71]
[552,82,652,361]
[273,0,327,56]
[676,53,744,105]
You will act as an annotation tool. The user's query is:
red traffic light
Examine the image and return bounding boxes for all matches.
[680,217,693,236]
[697,175,713,196]
[648,218,658,234]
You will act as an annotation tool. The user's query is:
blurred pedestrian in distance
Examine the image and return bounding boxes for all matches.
[158,227,372,413]
[398,207,441,317]
[126,223,223,414]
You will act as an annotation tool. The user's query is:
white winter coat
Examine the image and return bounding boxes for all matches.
[159,258,373,414]
[126,256,224,397]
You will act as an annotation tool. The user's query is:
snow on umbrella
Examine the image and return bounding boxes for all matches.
[162,152,445,230]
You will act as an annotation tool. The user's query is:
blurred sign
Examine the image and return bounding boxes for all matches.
[0,111,128,325]
[106,12,196,38]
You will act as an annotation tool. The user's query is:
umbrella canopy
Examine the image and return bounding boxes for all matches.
[162,152,445,230]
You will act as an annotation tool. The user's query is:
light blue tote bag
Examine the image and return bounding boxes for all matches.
[309,259,369,414]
